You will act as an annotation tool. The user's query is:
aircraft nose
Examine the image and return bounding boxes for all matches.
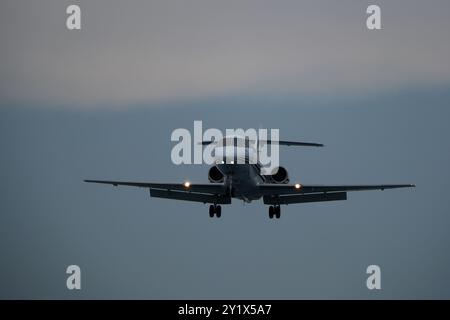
[213,146,256,164]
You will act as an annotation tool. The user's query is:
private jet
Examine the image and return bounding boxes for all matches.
[85,136,414,219]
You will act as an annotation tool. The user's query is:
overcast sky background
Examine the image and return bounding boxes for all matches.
[1,0,450,299]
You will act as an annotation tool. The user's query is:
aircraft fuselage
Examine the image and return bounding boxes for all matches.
[216,163,265,202]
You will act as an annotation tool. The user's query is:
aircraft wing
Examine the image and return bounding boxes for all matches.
[260,183,415,205]
[259,183,415,195]
[84,180,230,204]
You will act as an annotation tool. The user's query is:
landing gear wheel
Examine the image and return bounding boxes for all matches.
[209,204,222,218]
[275,205,281,219]
[269,206,274,219]
[216,205,222,218]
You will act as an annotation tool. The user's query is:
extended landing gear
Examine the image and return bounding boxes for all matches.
[209,204,222,218]
[268,205,281,219]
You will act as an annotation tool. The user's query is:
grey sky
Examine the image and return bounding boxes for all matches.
[0,1,450,299]
[1,90,450,299]
[1,0,450,107]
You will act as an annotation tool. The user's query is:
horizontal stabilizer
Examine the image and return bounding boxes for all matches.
[199,139,323,147]
[264,140,324,147]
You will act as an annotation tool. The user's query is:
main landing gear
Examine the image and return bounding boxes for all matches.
[209,204,222,218]
[269,205,281,219]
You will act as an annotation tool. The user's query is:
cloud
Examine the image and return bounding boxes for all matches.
[1,0,450,108]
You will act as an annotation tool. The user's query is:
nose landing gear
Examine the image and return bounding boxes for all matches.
[268,205,281,219]
[209,204,222,218]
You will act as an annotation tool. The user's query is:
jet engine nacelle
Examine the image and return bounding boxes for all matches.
[208,166,224,183]
[267,166,289,184]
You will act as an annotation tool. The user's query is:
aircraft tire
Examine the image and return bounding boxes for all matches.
[269,206,274,219]
[216,205,222,218]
